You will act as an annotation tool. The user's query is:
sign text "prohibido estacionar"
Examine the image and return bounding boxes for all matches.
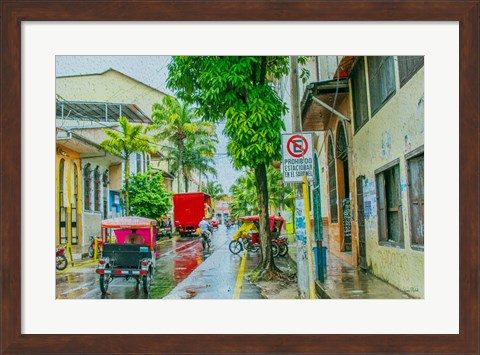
[281,132,314,183]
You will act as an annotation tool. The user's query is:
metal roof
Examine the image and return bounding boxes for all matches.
[301,79,349,131]
[56,100,152,123]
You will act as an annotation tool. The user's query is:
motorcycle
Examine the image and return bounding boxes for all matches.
[277,235,289,257]
[56,246,68,271]
[157,226,172,240]
[201,230,212,250]
[225,220,234,229]
[88,235,102,258]
[88,235,114,258]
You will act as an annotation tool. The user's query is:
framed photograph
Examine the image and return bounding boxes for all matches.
[1,1,478,354]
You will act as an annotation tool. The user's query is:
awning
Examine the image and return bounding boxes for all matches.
[301,79,349,131]
[101,216,157,229]
[56,128,123,163]
[56,100,152,123]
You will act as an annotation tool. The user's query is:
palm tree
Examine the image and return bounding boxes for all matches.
[100,116,155,215]
[161,134,218,192]
[201,181,224,202]
[182,134,217,192]
[229,172,258,218]
[151,96,218,192]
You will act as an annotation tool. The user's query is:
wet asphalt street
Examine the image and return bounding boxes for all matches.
[55,225,262,299]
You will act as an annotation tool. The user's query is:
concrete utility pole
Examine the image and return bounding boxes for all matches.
[289,56,315,299]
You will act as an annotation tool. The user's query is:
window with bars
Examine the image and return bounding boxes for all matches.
[327,136,338,224]
[73,163,78,208]
[83,164,92,210]
[368,56,396,116]
[408,153,424,248]
[351,57,369,132]
[94,167,101,212]
[376,161,404,246]
[398,56,424,88]
[59,159,65,208]
[102,171,109,219]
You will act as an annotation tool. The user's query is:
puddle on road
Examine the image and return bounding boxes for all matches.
[150,237,211,299]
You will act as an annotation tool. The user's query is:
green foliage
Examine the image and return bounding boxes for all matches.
[100,116,156,215]
[127,169,172,220]
[167,57,291,169]
[100,116,154,159]
[151,96,218,192]
[200,181,224,203]
[229,166,292,218]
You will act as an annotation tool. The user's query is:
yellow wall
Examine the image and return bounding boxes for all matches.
[55,145,83,252]
[351,62,424,297]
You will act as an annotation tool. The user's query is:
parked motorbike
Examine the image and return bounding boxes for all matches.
[157,226,172,240]
[88,235,102,258]
[277,235,289,257]
[88,235,113,258]
[56,246,68,271]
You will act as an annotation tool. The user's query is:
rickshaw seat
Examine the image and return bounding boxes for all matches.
[102,243,151,268]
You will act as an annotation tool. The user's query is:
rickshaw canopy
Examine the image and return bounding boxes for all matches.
[238,215,285,231]
[101,216,157,229]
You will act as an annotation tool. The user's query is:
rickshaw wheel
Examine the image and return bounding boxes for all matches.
[272,243,280,258]
[142,270,151,294]
[279,244,289,257]
[56,254,68,271]
[229,240,243,254]
[99,274,110,294]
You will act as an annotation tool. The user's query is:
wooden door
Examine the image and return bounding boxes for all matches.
[356,176,367,269]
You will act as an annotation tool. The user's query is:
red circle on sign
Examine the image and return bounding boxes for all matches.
[287,135,308,158]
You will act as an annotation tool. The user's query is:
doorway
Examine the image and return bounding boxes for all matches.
[336,122,351,252]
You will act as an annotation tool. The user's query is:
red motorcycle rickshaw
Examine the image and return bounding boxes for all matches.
[228,215,288,257]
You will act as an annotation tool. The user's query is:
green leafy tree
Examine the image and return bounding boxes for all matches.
[100,117,155,215]
[201,181,224,203]
[229,174,258,218]
[167,56,305,279]
[128,169,172,220]
[229,166,292,218]
[182,132,217,192]
[151,96,217,193]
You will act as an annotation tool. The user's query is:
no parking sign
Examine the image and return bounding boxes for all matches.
[281,132,314,183]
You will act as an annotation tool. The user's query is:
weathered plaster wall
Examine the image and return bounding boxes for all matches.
[56,70,166,118]
[352,62,424,298]
[81,158,110,249]
[82,212,102,247]
[109,164,123,191]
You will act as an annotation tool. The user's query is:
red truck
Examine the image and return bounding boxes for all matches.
[173,192,212,237]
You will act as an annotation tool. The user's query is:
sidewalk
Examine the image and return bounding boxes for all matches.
[315,251,412,299]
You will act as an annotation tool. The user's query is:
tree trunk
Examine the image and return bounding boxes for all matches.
[124,156,130,216]
[254,162,277,276]
[178,140,184,193]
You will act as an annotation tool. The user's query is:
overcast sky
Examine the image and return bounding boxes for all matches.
[56,55,242,193]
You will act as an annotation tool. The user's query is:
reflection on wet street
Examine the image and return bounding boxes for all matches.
[56,225,260,299]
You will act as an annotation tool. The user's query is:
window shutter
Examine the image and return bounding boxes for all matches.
[376,173,387,241]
